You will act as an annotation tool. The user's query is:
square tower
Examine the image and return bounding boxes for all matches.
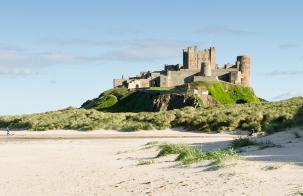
[183,46,216,71]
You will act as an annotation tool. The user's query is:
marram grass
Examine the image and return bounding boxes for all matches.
[0,97,303,134]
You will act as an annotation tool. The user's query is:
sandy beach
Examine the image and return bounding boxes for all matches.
[0,129,302,196]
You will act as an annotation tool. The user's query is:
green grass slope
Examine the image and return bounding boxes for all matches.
[193,81,259,104]
[82,88,156,112]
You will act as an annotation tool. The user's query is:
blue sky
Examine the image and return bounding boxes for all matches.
[0,0,303,115]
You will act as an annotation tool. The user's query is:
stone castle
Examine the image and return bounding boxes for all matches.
[114,46,251,89]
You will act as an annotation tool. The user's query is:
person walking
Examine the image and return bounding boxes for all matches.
[6,127,10,136]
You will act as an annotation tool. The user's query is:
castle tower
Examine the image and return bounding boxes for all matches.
[183,46,198,69]
[237,55,251,87]
[183,46,216,70]
[209,47,216,70]
[201,61,211,76]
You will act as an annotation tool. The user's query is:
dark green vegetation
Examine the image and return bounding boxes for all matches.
[1,97,303,132]
[231,137,282,150]
[155,143,237,166]
[231,137,257,149]
[82,81,260,112]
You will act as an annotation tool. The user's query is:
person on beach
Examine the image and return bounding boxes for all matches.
[6,127,10,136]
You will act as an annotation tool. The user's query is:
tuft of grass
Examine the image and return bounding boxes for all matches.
[156,143,237,166]
[263,164,282,171]
[137,159,154,166]
[231,138,282,151]
[257,140,282,150]
[148,87,175,91]
[290,191,303,196]
[143,141,163,149]
[293,131,301,138]
[145,141,161,146]
[231,137,257,149]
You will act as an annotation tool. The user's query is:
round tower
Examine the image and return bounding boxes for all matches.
[201,61,211,77]
[237,55,251,87]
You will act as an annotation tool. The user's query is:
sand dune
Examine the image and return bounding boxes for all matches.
[0,129,302,195]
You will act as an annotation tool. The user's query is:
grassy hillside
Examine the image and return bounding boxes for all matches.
[191,81,260,104]
[82,81,260,112]
[82,88,156,112]
[1,97,302,133]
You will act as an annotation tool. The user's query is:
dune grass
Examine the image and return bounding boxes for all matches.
[257,140,282,150]
[231,137,257,149]
[231,137,282,150]
[1,97,303,133]
[137,159,154,166]
[156,143,237,166]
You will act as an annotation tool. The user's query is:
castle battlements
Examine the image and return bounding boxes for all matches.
[114,46,251,89]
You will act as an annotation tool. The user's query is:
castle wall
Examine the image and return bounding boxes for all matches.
[160,69,199,87]
[229,71,242,85]
[113,79,126,88]
[193,76,218,82]
[127,78,151,89]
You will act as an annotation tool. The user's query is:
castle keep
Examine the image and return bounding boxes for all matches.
[114,46,251,89]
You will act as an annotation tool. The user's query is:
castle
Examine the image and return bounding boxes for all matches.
[114,46,251,89]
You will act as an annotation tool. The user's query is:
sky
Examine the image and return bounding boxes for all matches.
[0,0,303,115]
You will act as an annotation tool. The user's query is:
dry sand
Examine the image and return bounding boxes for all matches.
[0,129,302,196]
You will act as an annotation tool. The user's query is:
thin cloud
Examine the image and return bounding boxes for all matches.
[0,67,35,76]
[0,50,98,76]
[271,92,302,101]
[0,43,21,51]
[0,38,206,76]
[264,70,303,76]
[40,38,205,62]
[98,38,205,62]
[40,38,106,46]
[278,44,299,50]
[197,26,255,36]
[105,28,143,35]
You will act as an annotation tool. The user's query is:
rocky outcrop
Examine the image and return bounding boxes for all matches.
[152,94,201,112]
